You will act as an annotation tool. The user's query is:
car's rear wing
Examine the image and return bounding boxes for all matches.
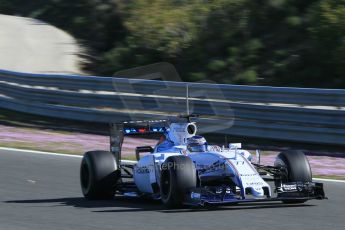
[109,120,168,165]
[122,120,169,135]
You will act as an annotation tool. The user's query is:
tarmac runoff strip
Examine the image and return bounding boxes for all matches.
[1,146,344,183]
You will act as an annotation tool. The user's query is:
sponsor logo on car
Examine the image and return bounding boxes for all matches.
[245,181,264,186]
[135,166,150,174]
[282,184,297,191]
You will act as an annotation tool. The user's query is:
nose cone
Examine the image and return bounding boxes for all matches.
[251,187,265,197]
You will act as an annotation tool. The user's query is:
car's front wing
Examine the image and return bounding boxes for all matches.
[183,182,326,206]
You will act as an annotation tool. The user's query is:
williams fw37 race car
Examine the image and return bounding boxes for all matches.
[80,117,326,208]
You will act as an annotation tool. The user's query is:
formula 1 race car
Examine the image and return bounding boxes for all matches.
[80,116,326,207]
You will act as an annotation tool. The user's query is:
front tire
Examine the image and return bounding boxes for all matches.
[274,150,312,204]
[80,151,120,200]
[160,156,197,208]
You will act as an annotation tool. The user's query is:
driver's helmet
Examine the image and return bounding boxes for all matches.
[187,135,208,152]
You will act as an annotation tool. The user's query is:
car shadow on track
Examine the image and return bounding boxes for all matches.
[4,196,315,213]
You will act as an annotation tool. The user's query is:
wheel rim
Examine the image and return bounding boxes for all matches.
[274,157,288,186]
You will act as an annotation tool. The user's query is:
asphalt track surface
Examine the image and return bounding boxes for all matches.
[0,14,81,74]
[0,149,344,230]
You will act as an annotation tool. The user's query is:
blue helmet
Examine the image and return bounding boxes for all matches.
[187,135,208,152]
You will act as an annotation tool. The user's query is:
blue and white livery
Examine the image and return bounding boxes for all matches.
[80,118,326,207]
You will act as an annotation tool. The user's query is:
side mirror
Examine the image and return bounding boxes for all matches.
[135,146,154,161]
[229,143,242,149]
[256,149,261,164]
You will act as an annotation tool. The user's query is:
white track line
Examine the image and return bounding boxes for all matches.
[1,147,345,182]
[0,147,137,163]
[312,178,345,183]
[0,147,82,158]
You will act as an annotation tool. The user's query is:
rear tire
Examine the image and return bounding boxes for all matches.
[160,156,197,208]
[80,151,120,200]
[274,150,312,204]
